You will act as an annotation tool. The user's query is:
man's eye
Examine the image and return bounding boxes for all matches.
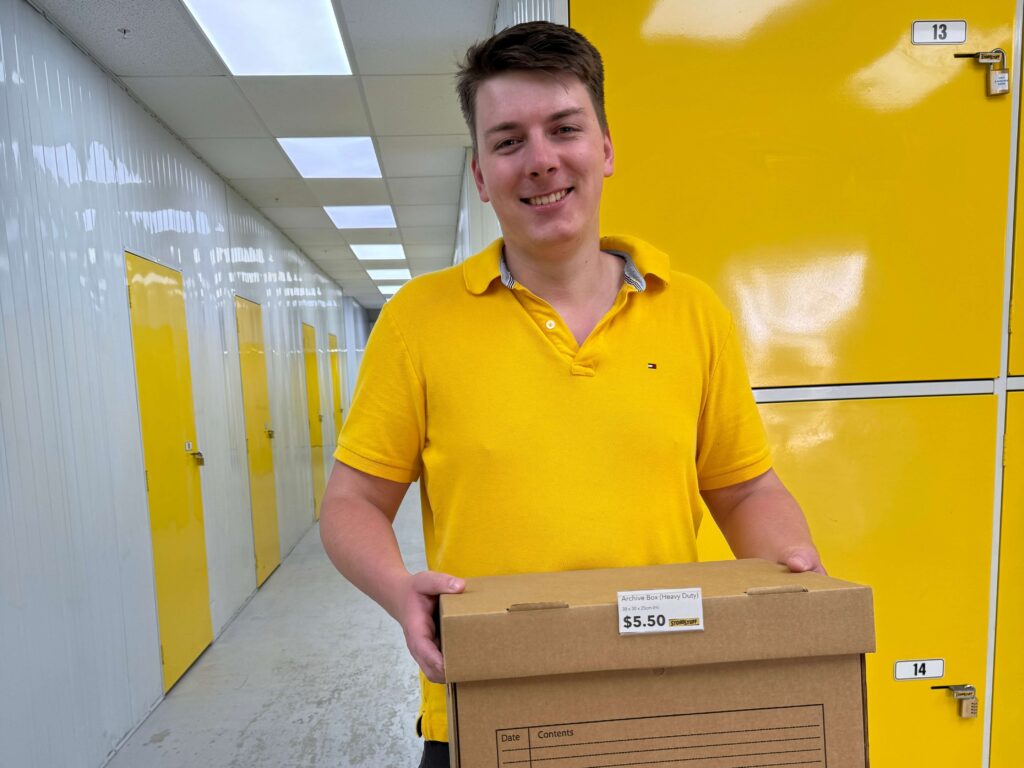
[557,125,580,134]
[495,138,519,150]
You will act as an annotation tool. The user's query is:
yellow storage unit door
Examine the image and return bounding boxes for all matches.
[125,252,213,692]
[992,392,1024,767]
[329,332,343,440]
[571,1,1009,387]
[303,323,325,520]
[697,395,996,767]
[235,297,281,587]
[1012,194,1023,371]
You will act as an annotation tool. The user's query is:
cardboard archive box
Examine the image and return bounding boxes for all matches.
[441,558,875,768]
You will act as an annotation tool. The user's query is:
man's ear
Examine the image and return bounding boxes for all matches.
[471,152,491,203]
[603,130,614,178]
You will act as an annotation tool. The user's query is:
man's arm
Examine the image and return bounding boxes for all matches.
[319,460,464,682]
[701,468,825,574]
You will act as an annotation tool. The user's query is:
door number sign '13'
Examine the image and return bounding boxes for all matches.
[895,658,945,681]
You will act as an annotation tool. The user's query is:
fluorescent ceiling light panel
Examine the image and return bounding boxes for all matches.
[278,137,381,179]
[368,269,412,281]
[378,285,403,295]
[182,0,351,76]
[324,206,396,229]
[351,244,406,261]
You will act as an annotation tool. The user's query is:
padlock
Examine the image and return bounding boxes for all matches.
[954,49,1011,96]
[988,49,1010,96]
[959,696,979,719]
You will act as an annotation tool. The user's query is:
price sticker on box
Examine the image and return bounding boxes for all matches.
[617,588,704,635]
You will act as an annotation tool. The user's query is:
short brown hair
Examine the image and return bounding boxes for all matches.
[456,21,607,150]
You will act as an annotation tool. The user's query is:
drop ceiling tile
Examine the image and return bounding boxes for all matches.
[236,77,371,136]
[401,226,456,245]
[121,77,266,138]
[306,179,391,206]
[410,260,453,277]
[389,176,462,205]
[395,205,458,228]
[229,179,319,207]
[307,246,356,261]
[261,207,335,229]
[332,229,403,245]
[363,76,465,136]
[405,244,454,261]
[30,0,227,77]
[343,0,497,75]
[187,139,299,179]
[282,228,350,246]
[378,135,468,177]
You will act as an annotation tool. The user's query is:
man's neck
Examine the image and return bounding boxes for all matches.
[502,233,625,346]
[503,234,616,305]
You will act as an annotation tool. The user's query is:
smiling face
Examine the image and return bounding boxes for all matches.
[471,71,614,258]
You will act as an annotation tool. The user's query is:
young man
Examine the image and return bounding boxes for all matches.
[319,21,823,768]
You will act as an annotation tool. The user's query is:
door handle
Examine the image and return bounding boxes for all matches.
[189,451,205,466]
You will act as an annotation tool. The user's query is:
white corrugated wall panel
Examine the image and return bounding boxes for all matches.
[0,0,350,764]
[1,1,161,766]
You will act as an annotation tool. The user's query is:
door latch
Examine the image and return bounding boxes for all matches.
[189,450,205,467]
[932,684,979,718]
[954,48,1010,96]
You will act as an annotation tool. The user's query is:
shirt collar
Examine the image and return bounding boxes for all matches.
[463,235,672,296]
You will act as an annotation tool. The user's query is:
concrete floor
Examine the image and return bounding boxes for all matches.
[107,488,428,768]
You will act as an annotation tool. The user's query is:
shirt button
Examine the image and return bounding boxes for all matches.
[545,319,556,330]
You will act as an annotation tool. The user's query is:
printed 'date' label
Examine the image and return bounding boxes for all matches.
[617,588,703,634]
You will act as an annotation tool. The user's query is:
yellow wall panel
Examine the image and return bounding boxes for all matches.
[303,323,325,520]
[572,1,1008,386]
[329,332,343,440]
[699,395,996,766]
[1011,215,1023,371]
[126,253,213,691]
[235,297,281,587]
[992,392,1024,766]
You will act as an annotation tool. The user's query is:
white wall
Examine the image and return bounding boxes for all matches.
[0,1,350,765]
[454,147,502,264]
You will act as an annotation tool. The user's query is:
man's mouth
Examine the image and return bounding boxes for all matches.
[523,187,572,206]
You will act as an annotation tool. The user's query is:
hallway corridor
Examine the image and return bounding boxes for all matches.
[106,488,427,768]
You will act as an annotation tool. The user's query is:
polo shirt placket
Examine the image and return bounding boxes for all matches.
[498,249,648,377]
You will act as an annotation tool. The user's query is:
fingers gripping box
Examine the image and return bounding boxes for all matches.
[440,559,874,768]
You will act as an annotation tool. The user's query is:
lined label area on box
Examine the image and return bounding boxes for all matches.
[495,704,826,767]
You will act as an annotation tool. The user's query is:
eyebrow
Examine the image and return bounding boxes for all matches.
[483,107,587,137]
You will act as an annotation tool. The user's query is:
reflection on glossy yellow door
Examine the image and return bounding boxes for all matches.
[992,393,1024,766]
[125,252,213,692]
[698,395,996,766]
[572,1,1009,386]
[235,297,281,587]
[329,332,343,440]
[303,323,325,520]
[1011,215,1023,371]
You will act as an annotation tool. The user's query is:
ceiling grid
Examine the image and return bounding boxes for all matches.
[30,0,499,307]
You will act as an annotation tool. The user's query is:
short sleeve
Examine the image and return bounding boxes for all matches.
[695,319,772,490]
[334,305,425,483]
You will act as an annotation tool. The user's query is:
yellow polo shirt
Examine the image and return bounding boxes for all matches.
[335,235,772,741]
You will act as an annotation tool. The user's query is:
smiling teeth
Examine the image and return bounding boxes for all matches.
[527,189,569,206]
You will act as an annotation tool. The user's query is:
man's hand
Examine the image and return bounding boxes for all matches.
[778,545,826,575]
[396,571,465,683]
[702,469,826,575]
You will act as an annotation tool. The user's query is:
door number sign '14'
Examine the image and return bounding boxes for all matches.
[895,658,945,680]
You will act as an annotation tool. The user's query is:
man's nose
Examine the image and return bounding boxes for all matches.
[526,137,558,177]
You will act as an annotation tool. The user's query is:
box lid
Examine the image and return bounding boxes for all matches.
[440,559,875,683]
